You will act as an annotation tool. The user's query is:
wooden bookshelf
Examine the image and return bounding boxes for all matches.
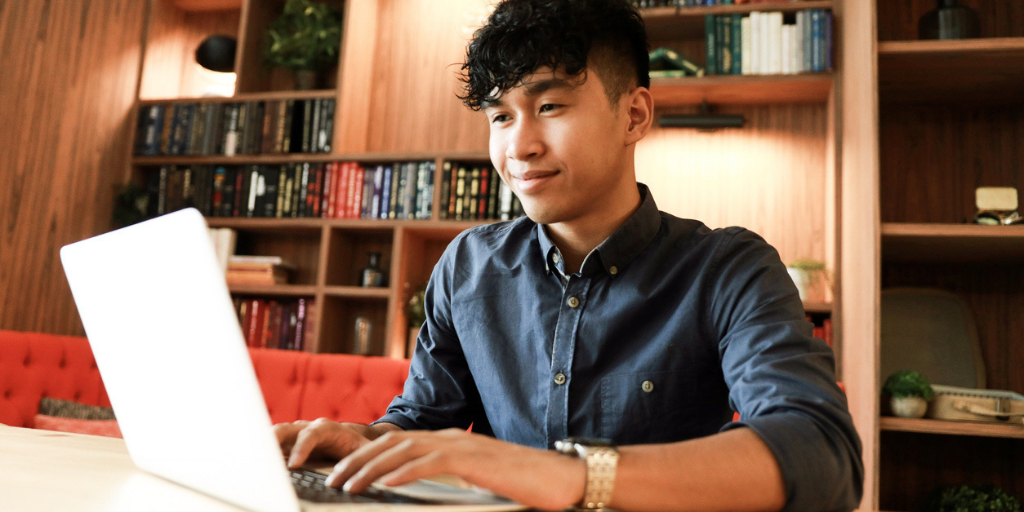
[642,1,834,40]
[880,417,1024,440]
[878,38,1024,105]
[881,223,1024,262]
[137,90,339,106]
[228,284,317,296]
[802,301,832,314]
[322,286,391,299]
[132,151,491,166]
[651,73,834,106]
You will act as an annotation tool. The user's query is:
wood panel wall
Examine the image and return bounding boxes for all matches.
[0,0,147,335]
[636,104,829,266]
[877,0,1024,41]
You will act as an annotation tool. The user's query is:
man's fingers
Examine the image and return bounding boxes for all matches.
[328,432,420,489]
[274,421,309,454]
[341,438,441,493]
[287,424,321,468]
[376,450,450,488]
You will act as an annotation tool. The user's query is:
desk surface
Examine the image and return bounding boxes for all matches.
[1,425,245,512]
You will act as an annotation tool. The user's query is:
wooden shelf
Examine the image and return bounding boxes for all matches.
[322,286,391,299]
[132,151,490,166]
[651,73,834,106]
[881,223,1024,262]
[227,284,317,296]
[206,217,495,231]
[878,38,1024,105]
[642,1,834,41]
[137,89,339,106]
[880,417,1024,440]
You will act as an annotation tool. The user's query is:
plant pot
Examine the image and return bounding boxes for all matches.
[891,396,928,418]
[294,69,320,90]
[786,267,827,302]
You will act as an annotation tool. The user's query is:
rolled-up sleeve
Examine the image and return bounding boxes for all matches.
[710,228,863,512]
[373,235,483,432]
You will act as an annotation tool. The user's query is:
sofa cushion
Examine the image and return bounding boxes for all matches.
[0,330,111,428]
[33,414,122,438]
[301,354,410,425]
[249,348,310,425]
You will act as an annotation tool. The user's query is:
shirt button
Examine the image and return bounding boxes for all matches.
[609,266,618,275]
[552,253,561,264]
[567,296,580,308]
[554,373,567,385]
[642,380,654,393]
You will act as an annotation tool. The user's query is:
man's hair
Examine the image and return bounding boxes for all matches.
[459,0,650,111]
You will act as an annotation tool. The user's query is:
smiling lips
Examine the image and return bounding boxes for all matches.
[512,170,559,193]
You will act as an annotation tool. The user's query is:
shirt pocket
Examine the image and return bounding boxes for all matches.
[600,369,722,445]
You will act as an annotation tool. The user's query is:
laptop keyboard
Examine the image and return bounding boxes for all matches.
[289,469,431,504]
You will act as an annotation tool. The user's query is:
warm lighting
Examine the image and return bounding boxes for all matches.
[657,101,745,131]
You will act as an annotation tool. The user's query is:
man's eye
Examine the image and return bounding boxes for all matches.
[539,104,561,113]
[491,114,510,124]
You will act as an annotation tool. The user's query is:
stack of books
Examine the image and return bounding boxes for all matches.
[234,297,314,351]
[226,255,294,286]
[133,98,335,156]
[705,10,833,75]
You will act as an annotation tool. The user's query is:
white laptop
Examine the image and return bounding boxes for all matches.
[60,208,523,512]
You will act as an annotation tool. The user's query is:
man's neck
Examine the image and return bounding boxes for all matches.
[544,184,642,274]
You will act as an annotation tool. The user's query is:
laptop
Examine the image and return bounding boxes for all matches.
[60,208,523,512]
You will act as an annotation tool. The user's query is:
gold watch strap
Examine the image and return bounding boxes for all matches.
[580,446,618,509]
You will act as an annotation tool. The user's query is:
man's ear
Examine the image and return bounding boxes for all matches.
[623,86,654,146]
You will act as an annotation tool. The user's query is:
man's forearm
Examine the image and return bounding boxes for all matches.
[610,427,786,512]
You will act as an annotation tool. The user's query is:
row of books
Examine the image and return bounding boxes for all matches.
[704,10,833,76]
[234,297,315,351]
[439,162,525,222]
[147,160,526,222]
[133,98,335,157]
[633,0,813,7]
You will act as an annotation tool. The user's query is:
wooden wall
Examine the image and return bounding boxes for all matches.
[0,0,147,335]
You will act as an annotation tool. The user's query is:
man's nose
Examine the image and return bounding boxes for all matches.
[506,119,544,162]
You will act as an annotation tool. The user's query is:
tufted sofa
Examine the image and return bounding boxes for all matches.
[0,329,410,431]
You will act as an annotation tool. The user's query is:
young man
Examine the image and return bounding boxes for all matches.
[276,1,863,510]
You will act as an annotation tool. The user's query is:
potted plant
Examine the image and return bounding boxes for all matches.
[927,485,1023,512]
[786,259,828,302]
[264,0,343,90]
[883,370,935,418]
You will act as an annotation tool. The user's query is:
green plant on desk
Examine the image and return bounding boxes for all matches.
[883,370,935,400]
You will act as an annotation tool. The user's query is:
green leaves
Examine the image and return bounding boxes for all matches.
[264,0,342,71]
[883,370,935,400]
[928,485,1023,512]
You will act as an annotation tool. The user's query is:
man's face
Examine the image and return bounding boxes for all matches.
[483,66,635,226]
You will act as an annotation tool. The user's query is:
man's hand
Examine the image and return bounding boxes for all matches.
[273,418,401,469]
[326,428,586,512]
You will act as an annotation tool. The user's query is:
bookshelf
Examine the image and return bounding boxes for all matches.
[858,1,1024,510]
[650,73,834,106]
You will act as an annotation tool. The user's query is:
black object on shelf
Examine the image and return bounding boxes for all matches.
[657,101,744,132]
[918,0,980,40]
[195,35,238,72]
[360,252,385,287]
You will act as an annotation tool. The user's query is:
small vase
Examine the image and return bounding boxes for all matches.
[919,0,980,40]
[294,69,320,90]
[891,396,928,418]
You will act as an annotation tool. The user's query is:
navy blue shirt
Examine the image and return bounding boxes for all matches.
[377,184,863,512]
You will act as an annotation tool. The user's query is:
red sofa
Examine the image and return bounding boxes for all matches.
[0,329,410,432]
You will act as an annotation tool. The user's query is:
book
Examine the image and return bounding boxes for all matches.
[731,14,742,75]
[439,162,453,220]
[705,15,717,75]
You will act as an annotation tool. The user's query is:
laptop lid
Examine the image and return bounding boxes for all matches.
[61,208,301,512]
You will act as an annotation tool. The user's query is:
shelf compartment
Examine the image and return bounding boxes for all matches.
[233,229,322,286]
[323,228,394,288]
[881,417,1024,440]
[133,151,490,167]
[881,223,1024,262]
[651,73,834,107]
[878,38,1024,105]
[316,296,389,355]
[137,90,338,106]
[322,286,391,299]
[642,1,834,41]
[228,284,317,296]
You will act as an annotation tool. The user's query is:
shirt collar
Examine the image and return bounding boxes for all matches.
[535,183,662,277]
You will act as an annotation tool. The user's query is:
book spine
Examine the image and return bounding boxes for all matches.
[824,10,833,71]
[372,164,384,219]
[157,166,169,215]
[781,23,792,75]
[351,164,365,219]
[335,161,350,219]
[309,99,321,154]
[301,100,313,153]
[251,102,265,155]
[811,10,822,73]
[361,166,375,218]
[388,162,401,219]
[499,180,513,221]
[423,161,435,220]
[468,166,480,219]
[705,15,717,75]
[438,162,452,220]
[297,163,310,217]
[321,161,333,218]
[285,99,298,153]
[321,99,335,153]
[769,12,782,75]
[741,16,752,75]
[403,162,417,220]
[486,164,499,220]
[731,14,742,75]
[718,15,730,75]
[263,166,279,218]
[324,162,337,218]
[312,163,324,217]
[380,165,392,219]
[294,298,307,351]
[209,103,225,155]
[454,164,467,220]
[477,166,489,220]
[261,101,277,154]
[346,162,360,219]
[282,166,294,217]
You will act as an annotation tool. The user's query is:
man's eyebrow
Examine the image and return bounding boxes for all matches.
[480,78,575,109]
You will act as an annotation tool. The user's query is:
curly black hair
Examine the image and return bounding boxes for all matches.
[459,0,650,111]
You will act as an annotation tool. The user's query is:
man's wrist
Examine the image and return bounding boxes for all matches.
[555,438,619,509]
[362,422,404,440]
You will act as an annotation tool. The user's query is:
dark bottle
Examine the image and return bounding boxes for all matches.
[360,252,385,287]
[919,0,980,40]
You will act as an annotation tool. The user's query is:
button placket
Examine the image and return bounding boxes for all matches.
[545,275,591,447]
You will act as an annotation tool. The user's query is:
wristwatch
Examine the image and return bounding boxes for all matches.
[555,437,619,509]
